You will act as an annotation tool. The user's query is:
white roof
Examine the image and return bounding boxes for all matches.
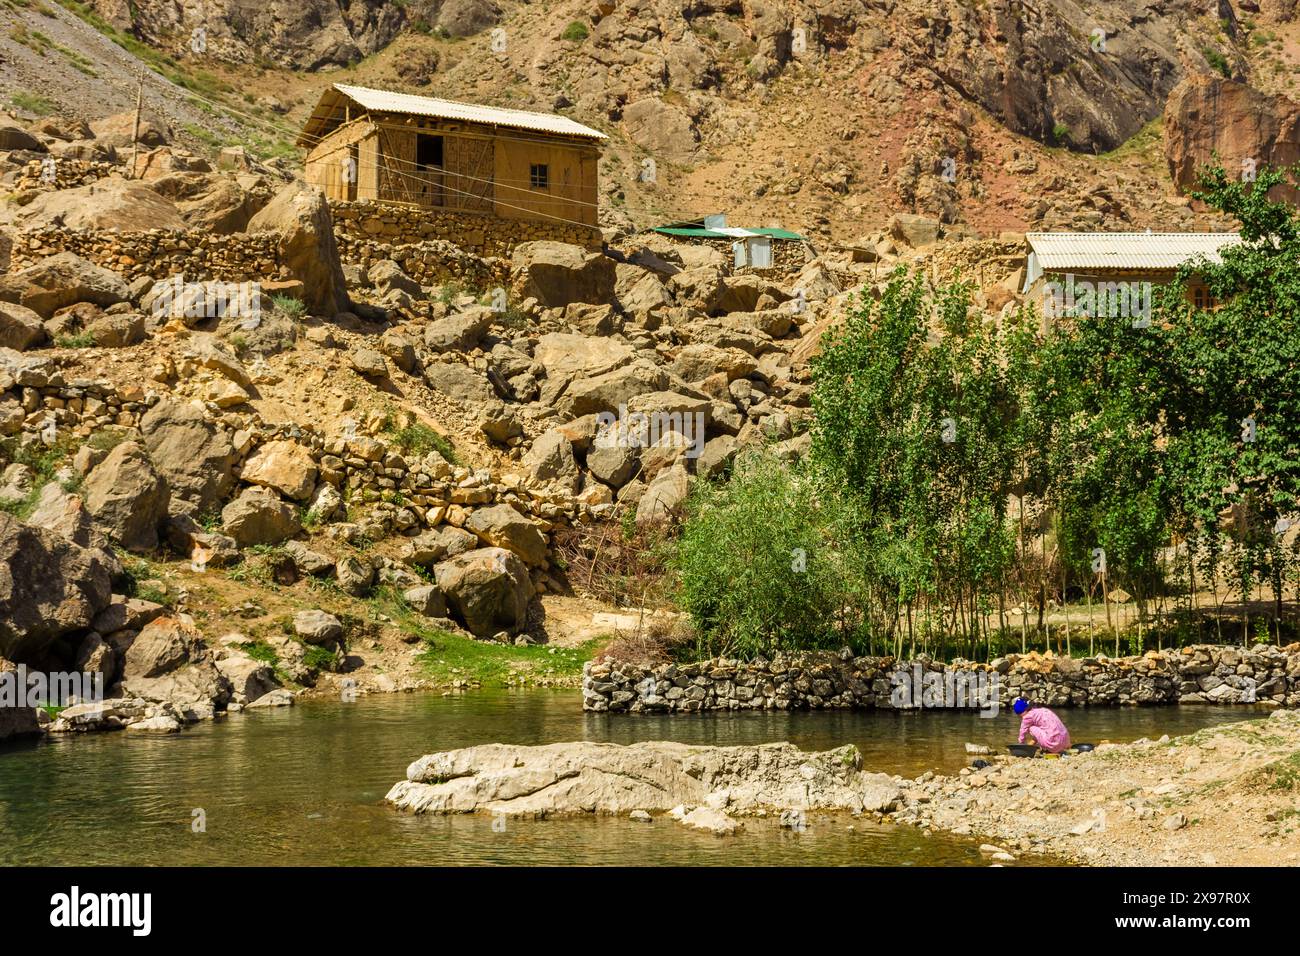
[1026,232,1242,270]
[331,84,607,141]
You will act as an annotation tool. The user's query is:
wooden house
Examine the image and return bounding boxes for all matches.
[298,84,606,227]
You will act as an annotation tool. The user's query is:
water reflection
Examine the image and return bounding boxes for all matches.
[0,690,1258,866]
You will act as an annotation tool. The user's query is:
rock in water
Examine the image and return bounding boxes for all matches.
[385,740,899,820]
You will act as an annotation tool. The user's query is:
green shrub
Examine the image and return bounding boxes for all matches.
[386,420,457,464]
[673,451,866,658]
[1203,47,1231,78]
[561,21,589,42]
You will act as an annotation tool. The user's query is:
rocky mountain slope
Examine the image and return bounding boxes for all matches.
[3,0,1298,240]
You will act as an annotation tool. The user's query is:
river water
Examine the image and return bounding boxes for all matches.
[0,691,1260,866]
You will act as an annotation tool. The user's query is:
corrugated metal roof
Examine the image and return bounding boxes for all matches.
[1026,232,1242,270]
[330,84,607,141]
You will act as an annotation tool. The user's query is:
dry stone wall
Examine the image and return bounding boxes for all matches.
[9,229,283,283]
[583,645,1300,713]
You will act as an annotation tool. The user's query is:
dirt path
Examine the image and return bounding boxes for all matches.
[892,708,1300,865]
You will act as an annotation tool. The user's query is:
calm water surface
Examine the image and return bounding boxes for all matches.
[0,691,1260,866]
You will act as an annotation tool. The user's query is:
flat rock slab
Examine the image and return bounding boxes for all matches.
[385,740,902,819]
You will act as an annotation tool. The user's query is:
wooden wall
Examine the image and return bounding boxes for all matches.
[494,138,599,226]
[304,121,376,202]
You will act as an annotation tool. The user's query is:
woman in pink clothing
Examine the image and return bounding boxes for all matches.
[1013,698,1071,754]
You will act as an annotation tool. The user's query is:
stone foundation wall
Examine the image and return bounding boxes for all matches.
[339,237,507,291]
[582,644,1300,713]
[329,200,601,258]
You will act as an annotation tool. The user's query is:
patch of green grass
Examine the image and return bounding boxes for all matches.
[1258,751,1300,792]
[1099,118,1163,164]
[365,585,595,687]
[237,640,279,665]
[272,295,306,318]
[86,429,131,452]
[52,0,233,100]
[182,123,224,153]
[0,435,79,519]
[301,645,338,672]
[414,632,598,688]
[384,419,457,464]
[1202,47,1232,78]
[55,332,96,349]
[8,90,55,115]
[120,558,175,606]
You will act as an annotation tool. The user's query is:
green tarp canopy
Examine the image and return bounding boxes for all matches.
[650,220,808,242]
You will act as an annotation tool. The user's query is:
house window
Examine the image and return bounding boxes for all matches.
[416,134,444,170]
[530,164,549,189]
[1193,286,1216,311]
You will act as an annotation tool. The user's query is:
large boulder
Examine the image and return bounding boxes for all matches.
[635,463,690,526]
[434,547,531,637]
[140,400,238,513]
[386,741,881,817]
[671,343,757,383]
[521,430,580,494]
[246,182,349,316]
[91,109,171,149]
[0,302,48,351]
[424,361,496,404]
[533,332,634,388]
[26,482,95,547]
[510,242,615,309]
[240,440,317,502]
[215,653,280,704]
[401,525,479,568]
[293,609,344,645]
[0,512,114,661]
[587,429,642,489]
[424,306,495,352]
[81,441,169,553]
[177,177,267,234]
[6,178,186,232]
[121,615,195,680]
[2,252,128,319]
[221,486,301,547]
[464,504,548,566]
[622,98,698,165]
[0,125,46,152]
[558,360,670,417]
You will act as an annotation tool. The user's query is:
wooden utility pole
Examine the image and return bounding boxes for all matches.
[130,71,144,179]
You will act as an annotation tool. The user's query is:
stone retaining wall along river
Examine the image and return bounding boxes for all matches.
[581,644,1300,713]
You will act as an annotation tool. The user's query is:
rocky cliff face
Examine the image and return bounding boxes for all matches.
[90,0,411,69]
[1166,74,1300,200]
